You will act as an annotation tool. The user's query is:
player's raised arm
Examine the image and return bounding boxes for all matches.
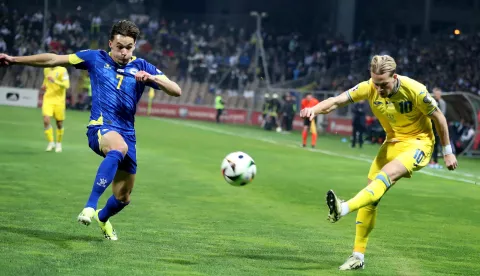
[300,92,351,120]
[0,53,71,67]
[300,81,369,120]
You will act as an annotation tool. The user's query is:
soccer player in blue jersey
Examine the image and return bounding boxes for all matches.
[0,20,182,240]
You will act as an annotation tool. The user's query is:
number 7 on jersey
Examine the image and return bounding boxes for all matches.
[116,74,124,89]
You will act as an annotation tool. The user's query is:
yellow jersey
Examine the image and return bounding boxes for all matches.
[43,66,70,104]
[347,75,438,142]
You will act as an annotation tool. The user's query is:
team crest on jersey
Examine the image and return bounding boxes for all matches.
[129,68,139,75]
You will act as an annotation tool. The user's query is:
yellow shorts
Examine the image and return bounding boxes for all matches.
[42,103,66,121]
[367,139,434,180]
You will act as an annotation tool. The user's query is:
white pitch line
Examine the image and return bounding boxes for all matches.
[157,118,479,185]
[1,117,477,184]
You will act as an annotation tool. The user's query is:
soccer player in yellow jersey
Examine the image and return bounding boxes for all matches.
[300,55,458,270]
[41,65,70,152]
[147,87,155,116]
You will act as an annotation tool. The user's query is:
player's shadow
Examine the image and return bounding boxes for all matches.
[227,252,334,270]
[155,258,197,266]
[0,225,100,248]
[2,150,40,155]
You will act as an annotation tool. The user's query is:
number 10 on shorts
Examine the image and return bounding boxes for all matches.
[413,149,425,164]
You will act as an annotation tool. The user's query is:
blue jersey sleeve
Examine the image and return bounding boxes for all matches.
[142,61,169,90]
[68,50,99,70]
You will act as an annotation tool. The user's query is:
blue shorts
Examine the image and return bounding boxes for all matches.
[86,127,137,174]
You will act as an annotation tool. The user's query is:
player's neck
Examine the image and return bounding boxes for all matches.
[387,78,401,98]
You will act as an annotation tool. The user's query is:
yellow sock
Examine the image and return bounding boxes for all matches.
[346,171,391,212]
[147,99,152,116]
[56,128,64,143]
[44,127,54,143]
[353,204,378,254]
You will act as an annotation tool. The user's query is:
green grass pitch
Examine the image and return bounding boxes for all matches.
[0,105,479,276]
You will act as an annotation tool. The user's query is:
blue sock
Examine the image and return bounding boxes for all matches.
[98,195,130,222]
[85,150,124,209]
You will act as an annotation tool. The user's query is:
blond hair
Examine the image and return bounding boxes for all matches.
[370,55,397,76]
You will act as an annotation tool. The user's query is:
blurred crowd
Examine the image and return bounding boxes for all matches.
[1,2,480,97]
[322,33,480,96]
[1,2,478,155]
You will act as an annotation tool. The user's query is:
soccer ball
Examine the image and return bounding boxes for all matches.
[221,151,257,186]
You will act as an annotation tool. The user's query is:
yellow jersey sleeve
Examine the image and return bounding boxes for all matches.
[346,81,371,103]
[415,90,438,116]
[59,68,70,89]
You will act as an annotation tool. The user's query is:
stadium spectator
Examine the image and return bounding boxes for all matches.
[351,100,367,148]
[280,93,296,133]
[215,92,224,123]
[429,87,447,168]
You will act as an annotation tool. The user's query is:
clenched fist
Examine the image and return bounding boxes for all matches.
[135,70,153,82]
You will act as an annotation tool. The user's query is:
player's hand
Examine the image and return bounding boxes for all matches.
[0,53,14,67]
[135,71,153,83]
[47,76,55,83]
[444,154,458,171]
[300,108,316,121]
[40,85,46,91]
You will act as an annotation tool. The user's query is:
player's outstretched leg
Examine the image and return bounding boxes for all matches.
[78,131,127,225]
[329,160,408,270]
[326,170,391,223]
[94,171,134,240]
[79,131,127,225]
[77,149,124,225]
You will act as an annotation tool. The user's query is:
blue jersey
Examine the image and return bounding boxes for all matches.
[68,50,166,134]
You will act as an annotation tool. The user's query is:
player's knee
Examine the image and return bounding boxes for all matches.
[111,142,128,156]
[115,191,131,203]
[104,142,128,156]
[381,161,408,182]
[43,116,50,126]
[56,121,63,129]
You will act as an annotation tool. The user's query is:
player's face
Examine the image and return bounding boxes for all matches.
[371,72,396,98]
[306,95,313,101]
[109,35,136,65]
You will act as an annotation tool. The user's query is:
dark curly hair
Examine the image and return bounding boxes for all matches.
[109,20,140,42]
